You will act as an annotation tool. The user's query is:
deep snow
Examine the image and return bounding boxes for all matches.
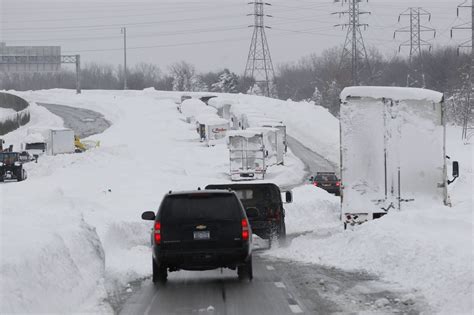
[0,89,306,313]
[0,89,472,315]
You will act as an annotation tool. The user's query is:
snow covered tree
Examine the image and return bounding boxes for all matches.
[322,80,341,115]
[312,86,323,105]
[211,69,239,93]
[191,75,209,92]
[247,83,263,96]
[169,61,196,91]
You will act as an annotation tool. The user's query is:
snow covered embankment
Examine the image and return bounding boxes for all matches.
[0,89,306,313]
[268,127,473,315]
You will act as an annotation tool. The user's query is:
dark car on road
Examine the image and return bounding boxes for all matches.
[0,152,27,182]
[141,190,253,283]
[205,183,292,242]
[310,172,340,196]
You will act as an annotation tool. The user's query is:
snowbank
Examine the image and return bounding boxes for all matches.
[268,126,473,315]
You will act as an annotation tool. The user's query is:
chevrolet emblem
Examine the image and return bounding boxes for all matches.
[196,225,207,230]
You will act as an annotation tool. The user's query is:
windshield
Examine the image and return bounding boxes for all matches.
[161,194,241,223]
[0,153,19,164]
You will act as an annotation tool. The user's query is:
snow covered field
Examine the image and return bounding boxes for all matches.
[0,89,472,314]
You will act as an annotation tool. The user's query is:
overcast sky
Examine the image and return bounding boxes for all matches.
[0,0,468,73]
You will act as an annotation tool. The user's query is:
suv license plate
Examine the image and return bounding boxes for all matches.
[193,231,210,240]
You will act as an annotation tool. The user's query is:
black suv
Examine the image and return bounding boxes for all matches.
[141,190,253,283]
[205,183,292,241]
[0,152,27,182]
[310,172,340,196]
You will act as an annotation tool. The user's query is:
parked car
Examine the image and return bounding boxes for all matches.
[141,189,253,283]
[205,183,292,241]
[310,172,340,196]
[0,152,27,182]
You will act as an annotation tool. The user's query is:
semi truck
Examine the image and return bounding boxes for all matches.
[22,127,75,156]
[339,86,459,229]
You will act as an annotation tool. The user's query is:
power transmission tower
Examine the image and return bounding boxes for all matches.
[333,0,371,86]
[451,0,473,142]
[394,8,436,88]
[244,0,275,97]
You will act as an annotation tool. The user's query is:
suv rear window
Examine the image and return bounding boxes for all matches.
[161,194,242,223]
[315,174,337,181]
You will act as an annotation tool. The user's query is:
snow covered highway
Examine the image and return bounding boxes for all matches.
[0,89,472,314]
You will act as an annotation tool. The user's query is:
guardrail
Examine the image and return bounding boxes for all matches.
[0,92,30,135]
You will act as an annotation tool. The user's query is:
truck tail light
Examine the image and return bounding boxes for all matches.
[154,221,161,244]
[336,181,340,187]
[313,181,318,186]
[241,218,249,241]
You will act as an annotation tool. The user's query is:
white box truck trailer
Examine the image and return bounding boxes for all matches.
[339,86,459,229]
[23,127,75,156]
[227,130,266,181]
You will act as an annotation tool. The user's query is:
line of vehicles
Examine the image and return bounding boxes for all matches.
[141,86,461,284]
[178,94,288,181]
[0,127,98,183]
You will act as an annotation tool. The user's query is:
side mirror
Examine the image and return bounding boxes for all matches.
[452,161,459,178]
[245,207,259,218]
[285,191,293,203]
[141,211,156,221]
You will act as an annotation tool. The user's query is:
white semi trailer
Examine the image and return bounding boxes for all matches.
[339,87,459,229]
[23,127,75,156]
[227,130,266,181]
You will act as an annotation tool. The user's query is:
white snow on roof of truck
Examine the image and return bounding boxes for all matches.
[227,129,263,138]
[341,86,443,103]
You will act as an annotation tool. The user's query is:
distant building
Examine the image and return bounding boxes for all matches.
[0,42,61,73]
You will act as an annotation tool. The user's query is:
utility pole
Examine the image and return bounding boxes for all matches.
[333,0,371,86]
[394,8,436,88]
[451,0,473,142]
[244,0,275,97]
[121,27,128,90]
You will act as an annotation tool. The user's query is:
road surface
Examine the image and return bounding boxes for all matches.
[41,103,422,315]
[38,102,110,138]
[287,135,337,177]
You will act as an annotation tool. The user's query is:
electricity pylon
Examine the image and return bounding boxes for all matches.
[244,0,275,97]
[333,0,371,86]
[394,8,436,88]
[451,0,473,142]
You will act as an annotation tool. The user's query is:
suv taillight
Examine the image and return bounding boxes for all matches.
[241,218,249,241]
[336,181,341,187]
[313,181,318,186]
[154,221,161,244]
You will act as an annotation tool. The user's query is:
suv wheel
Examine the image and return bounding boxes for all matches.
[152,259,167,283]
[237,256,253,281]
[17,169,24,182]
